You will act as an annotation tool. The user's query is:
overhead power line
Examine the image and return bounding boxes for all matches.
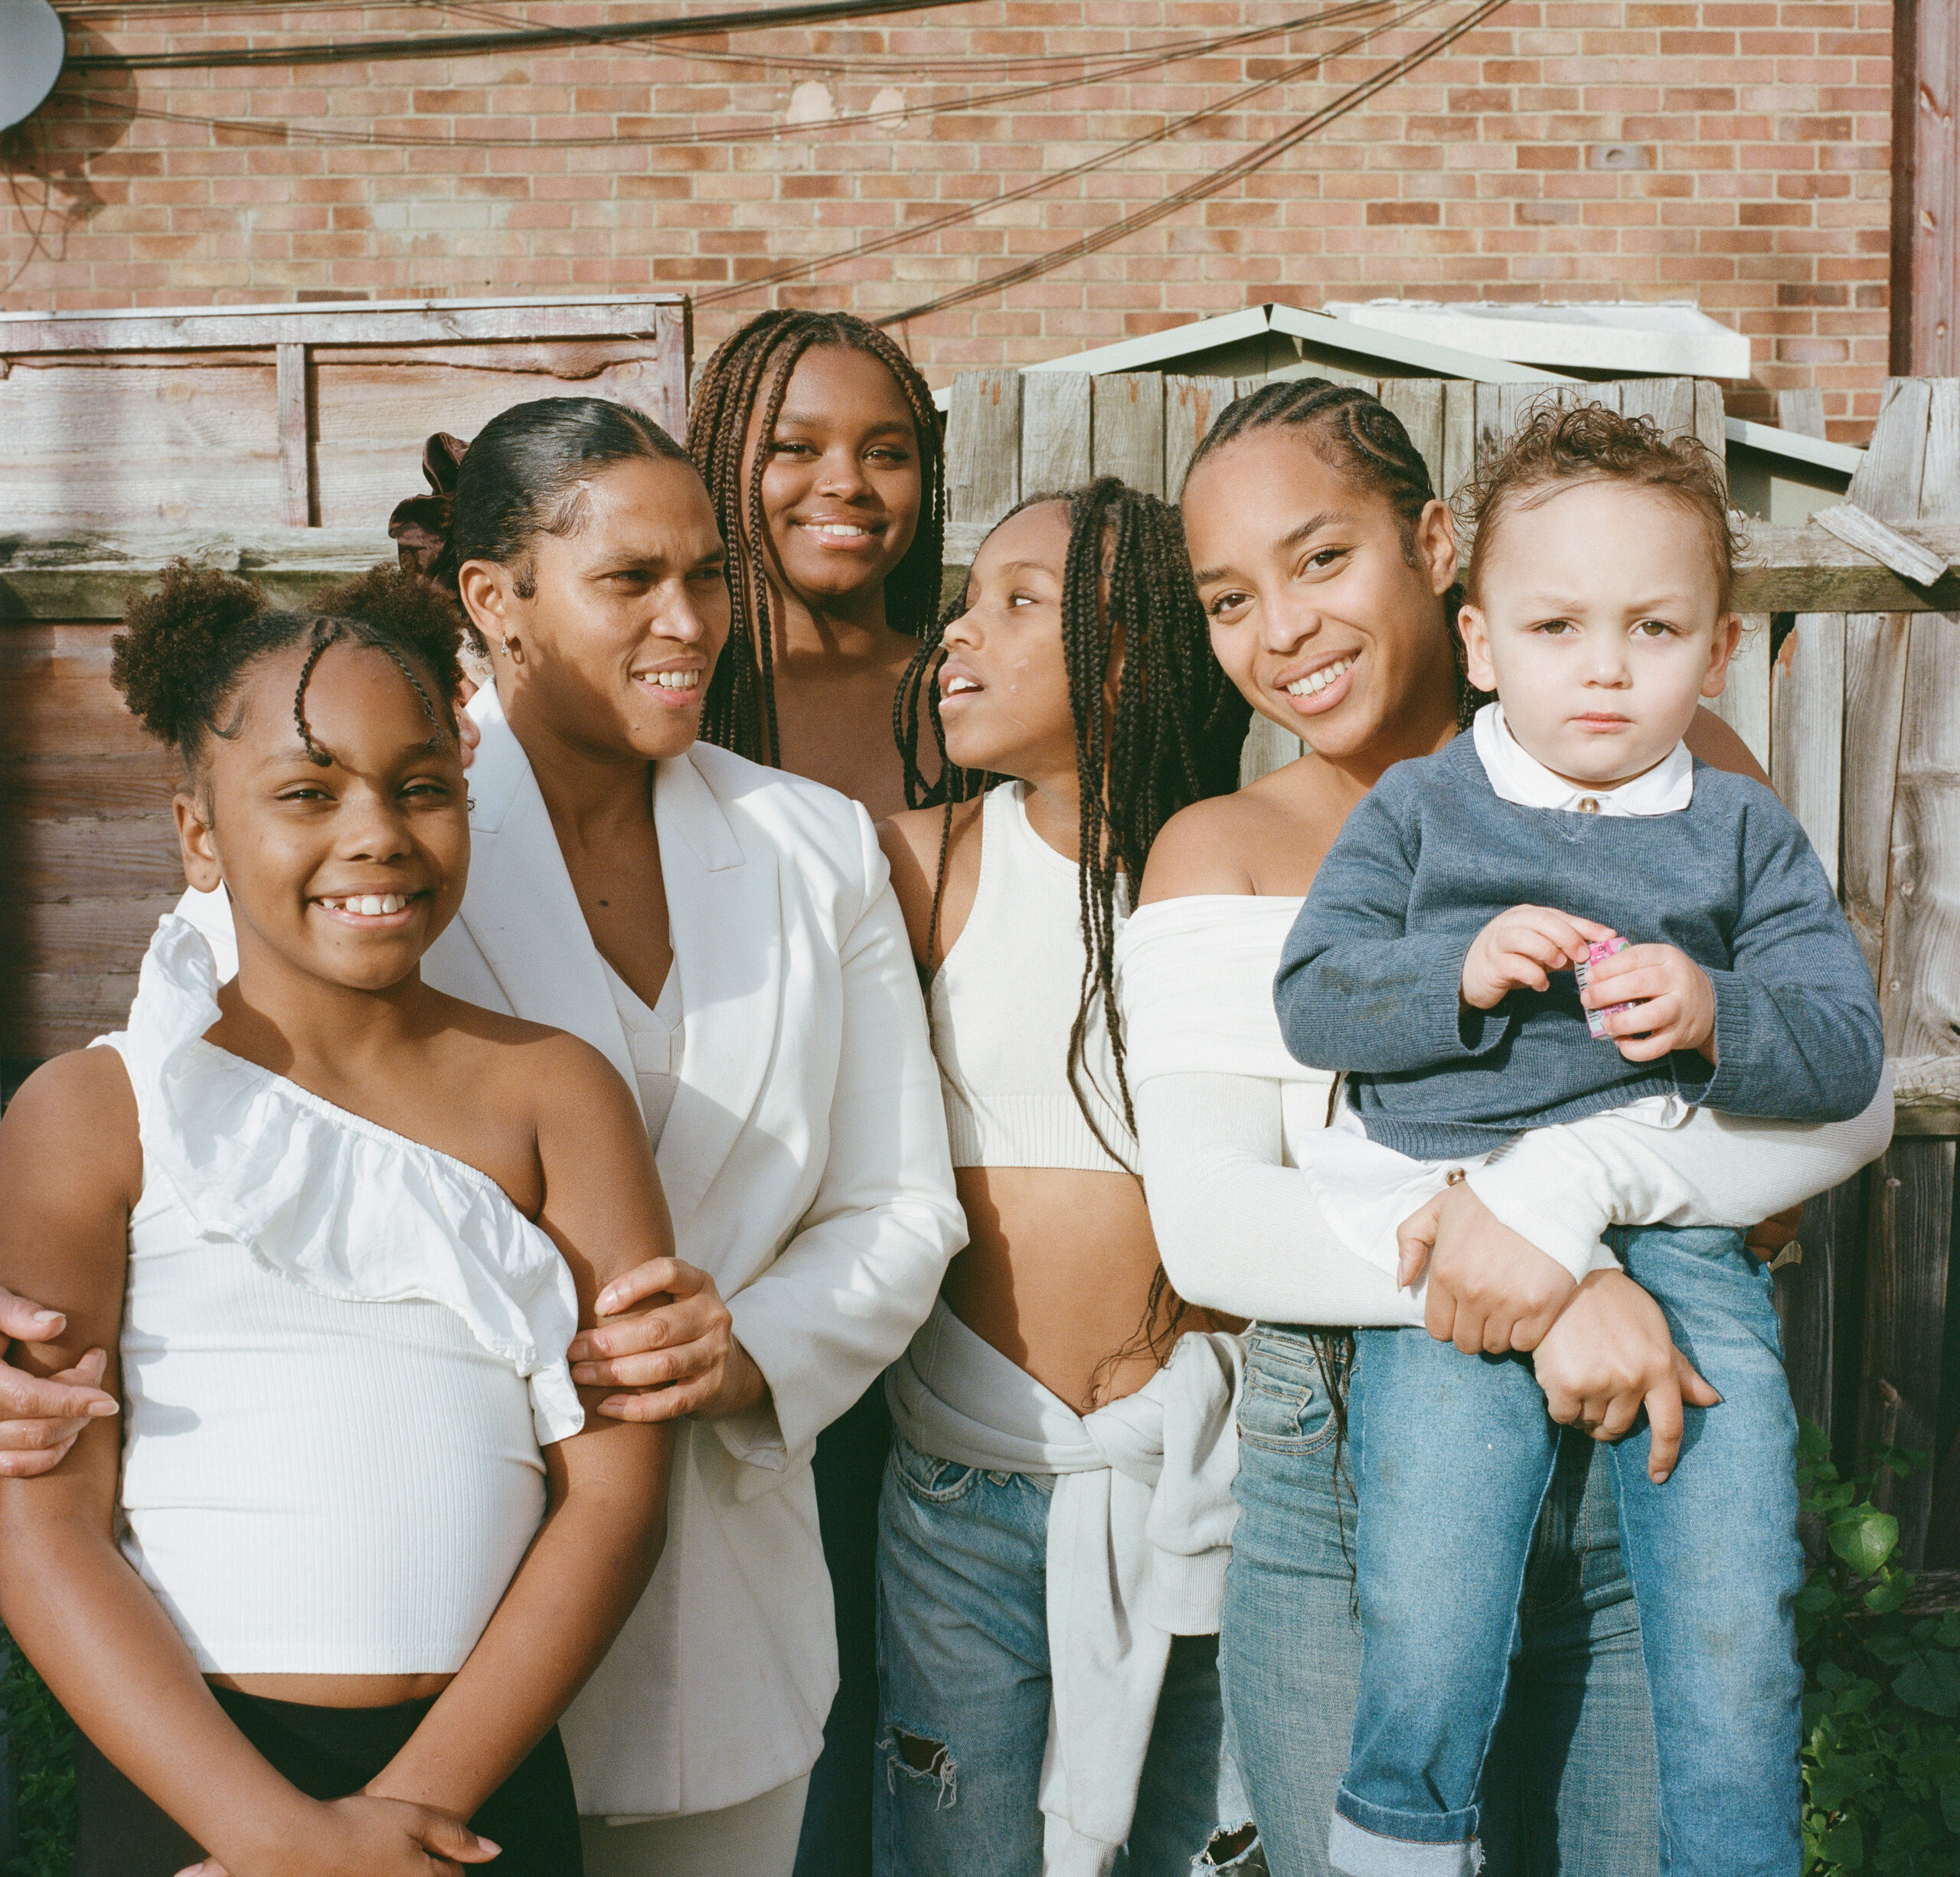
[65,0,982,70]
[877,0,1511,327]
[99,0,1397,150]
[691,0,1444,309]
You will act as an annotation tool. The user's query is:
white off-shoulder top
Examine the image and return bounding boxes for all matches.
[96,917,584,1676]
[1116,895,1893,1325]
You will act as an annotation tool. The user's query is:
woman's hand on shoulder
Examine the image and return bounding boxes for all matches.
[1532,1268,1722,1484]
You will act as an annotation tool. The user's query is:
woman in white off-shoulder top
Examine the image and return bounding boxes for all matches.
[1116,380,1890,1877]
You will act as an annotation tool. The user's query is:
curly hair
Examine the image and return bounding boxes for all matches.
[1459,400,1745,609]
[113,560,466,772]
[1182,376,1484,726]
[688,310,946,765]
[894,478,1250,1369]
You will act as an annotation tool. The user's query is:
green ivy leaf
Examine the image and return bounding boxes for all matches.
[1864,1575,1910,1615]
[1817,1816,1865,1869]
[1893,1653,1960,1719]
[1829,1507,1899,1577]
[1941,1773,1960,1834]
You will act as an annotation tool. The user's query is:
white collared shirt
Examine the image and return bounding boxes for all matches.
[1472,701,1694,817]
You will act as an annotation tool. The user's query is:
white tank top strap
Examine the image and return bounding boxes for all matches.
[928,782,1133,1173]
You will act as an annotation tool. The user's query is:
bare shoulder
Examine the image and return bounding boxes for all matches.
[0,1050,142,1205]
[423,995,643,1149]
[877,797,982,965]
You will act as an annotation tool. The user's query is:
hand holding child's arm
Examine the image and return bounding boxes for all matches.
[1460,905,1616,1010]
[1532,1268,1722,1483]
[1396,1179,1577,1353]
[1581,942,1717,1064]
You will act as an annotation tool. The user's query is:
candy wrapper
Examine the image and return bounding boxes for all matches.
[1575,935,1633,1040]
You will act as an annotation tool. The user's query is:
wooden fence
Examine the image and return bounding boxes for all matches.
[942,369,1960,1576]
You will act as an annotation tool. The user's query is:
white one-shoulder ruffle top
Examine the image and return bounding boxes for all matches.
[95,917,584,1676]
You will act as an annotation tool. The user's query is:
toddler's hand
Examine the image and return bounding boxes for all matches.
[1460,905,1617,1010]
[1396,1178,1577,1354]
[1581,942,1717,1063]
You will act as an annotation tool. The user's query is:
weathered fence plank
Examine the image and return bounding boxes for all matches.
[1859,1138,1956,1566]
[1089,374,1165,498]
[1164,376,1236,496]
[1379,377,1446,496]
[1021,373,1093,497]
[1771,613,1847,889]
[946,368,1021,530]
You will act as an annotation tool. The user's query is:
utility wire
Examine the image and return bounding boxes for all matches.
[66,0,983,69]
[878,0,1511,326]
[691,0,1443,308]
[93,0,1396,151]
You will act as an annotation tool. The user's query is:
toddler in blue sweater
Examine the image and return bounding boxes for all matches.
[1275,404,1884,1877]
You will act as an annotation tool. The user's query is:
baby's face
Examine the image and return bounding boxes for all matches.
[1459,479,1740,788]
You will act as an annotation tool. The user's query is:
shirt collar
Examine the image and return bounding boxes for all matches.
[1471,702,1694,818]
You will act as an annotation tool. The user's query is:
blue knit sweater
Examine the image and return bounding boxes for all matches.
[1275,731,1885,1160]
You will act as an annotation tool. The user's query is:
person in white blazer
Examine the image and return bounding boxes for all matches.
[4,397,964,1877]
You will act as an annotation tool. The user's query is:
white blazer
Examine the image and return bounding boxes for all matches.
[170,684,964,1819]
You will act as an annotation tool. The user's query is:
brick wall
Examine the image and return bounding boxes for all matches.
[2,2,1893,437]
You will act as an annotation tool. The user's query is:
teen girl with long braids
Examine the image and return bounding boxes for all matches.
[686,308,950,1877]
[688,308,946,815]
[0,397,965,1877]
[1118,380,1893,1874]
[0,566,674,1877]
[875,480,1263,1875]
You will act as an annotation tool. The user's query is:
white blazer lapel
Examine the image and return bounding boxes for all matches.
[452,690,638,1093]
[655,750,782,1235]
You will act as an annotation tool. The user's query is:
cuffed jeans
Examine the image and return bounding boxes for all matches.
[1223,1323,1663,1877]
[874,1429,1263,1876]
[1338,1226,1803,1877]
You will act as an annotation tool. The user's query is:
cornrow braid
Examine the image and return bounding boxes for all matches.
[893,478,1251,1367]
[1184,377,1486,727]
[689,310,946,765]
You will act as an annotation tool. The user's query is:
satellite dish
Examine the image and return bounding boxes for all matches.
[1,0,67,132]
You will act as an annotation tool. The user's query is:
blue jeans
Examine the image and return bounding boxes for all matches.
[1338,1226,1803,1877]
[1223,1324,1662,1877]
[874,1429,1263,1876]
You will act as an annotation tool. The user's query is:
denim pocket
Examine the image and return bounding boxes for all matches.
[1238,1330,1339,1454]
[890,1428,983,1503]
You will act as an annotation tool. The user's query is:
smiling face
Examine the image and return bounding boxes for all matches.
[1459,478,1740,787]
[178,637,470,994]
[934,501,1081,782]
[1180,426,1462,772]
[746,343,923,612]
[458,453,731,765]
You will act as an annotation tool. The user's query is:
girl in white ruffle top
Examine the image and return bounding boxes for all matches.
[0,566,674,1877]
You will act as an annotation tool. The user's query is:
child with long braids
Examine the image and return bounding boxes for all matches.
[1272,404,1882,1877]
[0,566,673,1877]
[688,308,946,814]
[875,479,1261,1876]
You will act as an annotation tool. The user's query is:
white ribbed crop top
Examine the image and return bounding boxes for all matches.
[928,782,1132,1174]
[96,918,585,1676]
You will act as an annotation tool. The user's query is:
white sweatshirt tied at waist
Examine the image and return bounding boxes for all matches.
[887,1298,1244,1876]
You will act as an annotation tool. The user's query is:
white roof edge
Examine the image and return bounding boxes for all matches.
[0,291,685,324]
[1723,414,1863,476]
[1018,305,1277,376]
[1270,305,1569,384]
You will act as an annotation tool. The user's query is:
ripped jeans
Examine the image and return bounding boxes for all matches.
[874,1429,1263,1876]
